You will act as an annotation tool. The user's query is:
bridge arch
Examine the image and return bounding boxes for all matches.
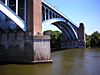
[42,18,78,40]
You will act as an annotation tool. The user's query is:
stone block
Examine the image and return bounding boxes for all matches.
[16,32,24,40]
[2,33,7,41]
[8,33,15,41]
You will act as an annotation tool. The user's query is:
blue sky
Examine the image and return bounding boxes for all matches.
[43,0,100,35]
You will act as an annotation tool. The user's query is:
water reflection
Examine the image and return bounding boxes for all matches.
[0,48,100,75]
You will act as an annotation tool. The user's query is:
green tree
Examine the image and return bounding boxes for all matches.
[43,30,62,50]
[89,31,100,48]
[86,34,91,47]
[86,31,100,48]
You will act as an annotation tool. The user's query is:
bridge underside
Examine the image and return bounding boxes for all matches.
[42,18,85,48]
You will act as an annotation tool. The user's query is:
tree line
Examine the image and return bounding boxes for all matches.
[86,31,100,48]
[43,30,100,49]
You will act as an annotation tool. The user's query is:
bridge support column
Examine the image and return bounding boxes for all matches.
[33,0,42,35]
[30,0,52,63]
[78,23,86,48]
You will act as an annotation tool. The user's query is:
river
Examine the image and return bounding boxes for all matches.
[0,48,100,75]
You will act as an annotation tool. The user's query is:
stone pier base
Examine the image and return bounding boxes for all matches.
[0,32,52,63]
[0,32,33,63]
[33,35,52,63]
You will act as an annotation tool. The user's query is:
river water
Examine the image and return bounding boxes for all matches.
[0,48,100,75]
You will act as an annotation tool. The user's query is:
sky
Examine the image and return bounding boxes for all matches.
[43,0,100,35]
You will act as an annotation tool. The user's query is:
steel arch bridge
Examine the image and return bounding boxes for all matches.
[0,0,86,63]
[0,0,85,48]
[42,0,85,48]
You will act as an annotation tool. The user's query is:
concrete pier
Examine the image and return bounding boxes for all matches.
[0,31,52,63]
[33,35,52,63]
